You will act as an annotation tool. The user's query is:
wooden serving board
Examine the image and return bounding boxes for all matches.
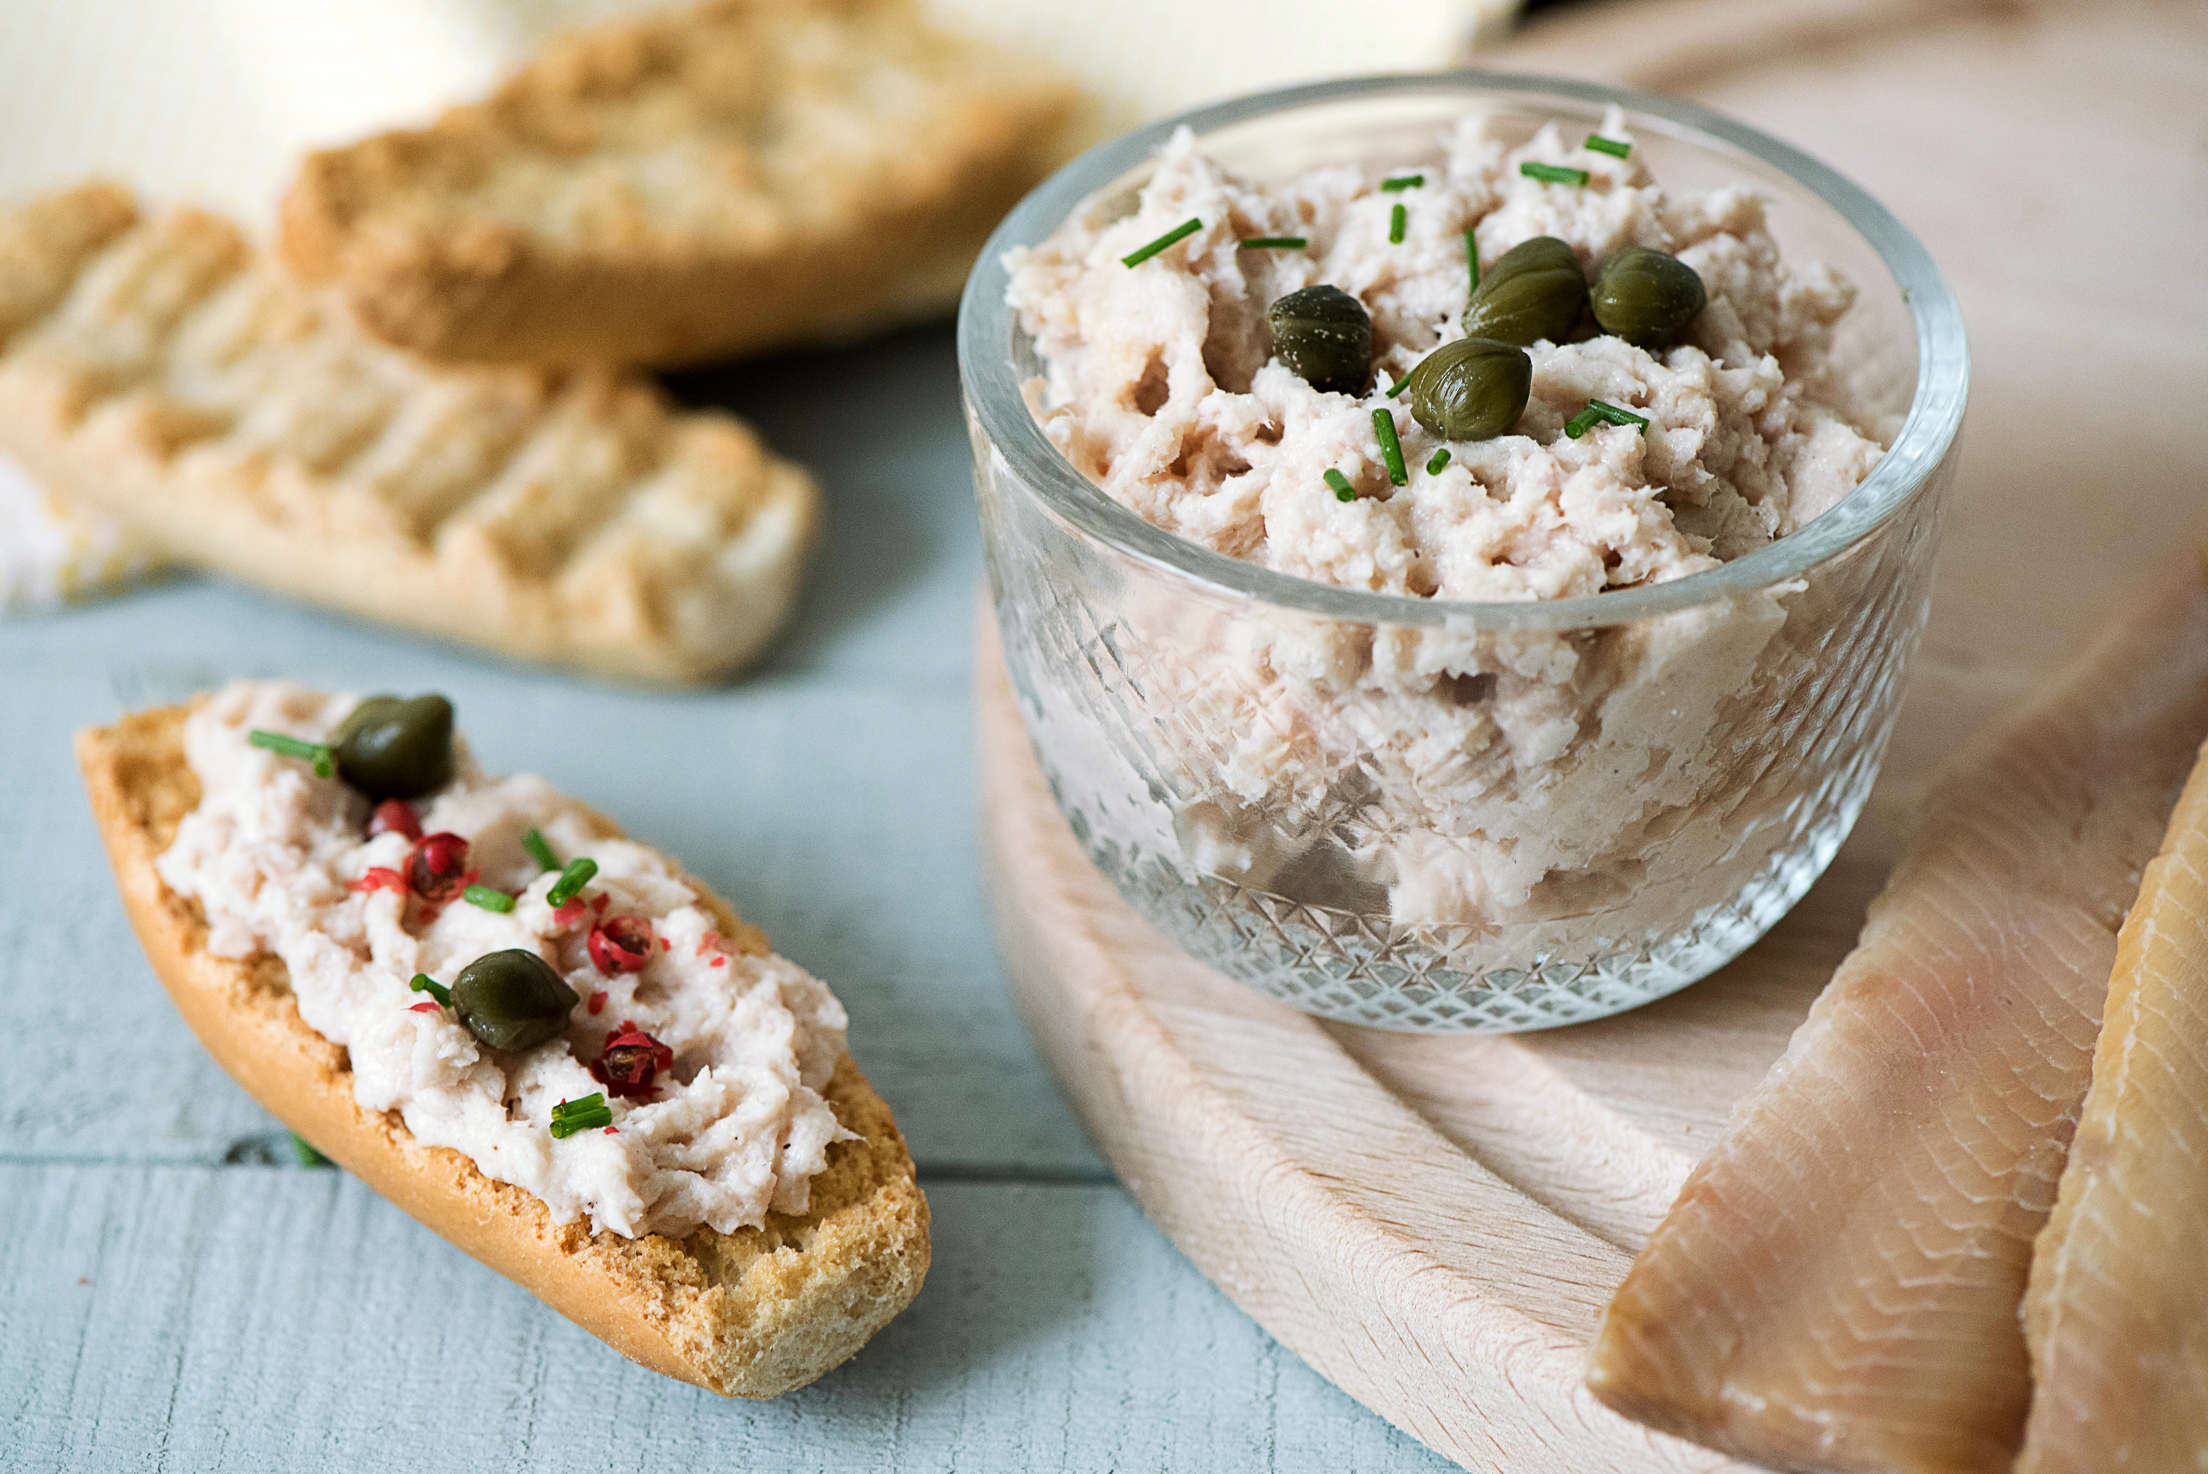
[975,1,2208,1469]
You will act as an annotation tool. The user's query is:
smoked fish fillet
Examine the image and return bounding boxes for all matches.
[1586,541,2208,1474]
[2016,734,2208,1472]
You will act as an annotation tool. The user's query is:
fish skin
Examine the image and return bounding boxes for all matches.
[2017,734,2208,1474]
[1586,543,2208,1474]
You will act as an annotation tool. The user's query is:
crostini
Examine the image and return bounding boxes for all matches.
[77,681,927,1396]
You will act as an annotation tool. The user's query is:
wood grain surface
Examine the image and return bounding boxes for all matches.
[977,0,2208,1469]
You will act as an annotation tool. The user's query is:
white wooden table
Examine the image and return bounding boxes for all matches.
[1,321,1458,1471]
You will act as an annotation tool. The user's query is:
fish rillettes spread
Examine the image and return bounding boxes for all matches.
[1009,115,1883,595]
[157,681,850,1239]
[1001,112,1900,945]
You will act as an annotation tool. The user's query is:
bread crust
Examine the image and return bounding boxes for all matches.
[0,186,819,685]
[281,0,1074,368]
[77,702,929,1397]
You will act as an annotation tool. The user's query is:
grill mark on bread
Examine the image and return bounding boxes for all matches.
[231,345,409,476]
[0,186,818,681]
[454,375,666,578]
[0,182,138,345]
[167,272,314,378]
[28,209,249,421]
[346,376,551,543]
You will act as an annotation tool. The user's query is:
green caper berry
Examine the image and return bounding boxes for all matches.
[1266,285,1373,395]
[1400,338,1533,442]
[331,693,455,801]
[1590,245,1707,350]
[450,949,578,1054]
[1461,236,1587,347]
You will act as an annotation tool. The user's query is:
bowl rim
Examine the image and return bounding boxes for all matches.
[956,70,1968,631]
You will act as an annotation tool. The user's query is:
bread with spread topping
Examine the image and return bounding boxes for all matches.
[0,182,818,684]
[76,699,929,1397]
[280,0,1075,368]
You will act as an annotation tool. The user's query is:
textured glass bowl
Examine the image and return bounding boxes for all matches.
[959,73,1967,1032]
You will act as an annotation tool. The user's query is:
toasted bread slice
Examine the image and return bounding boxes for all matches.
[77,701,929,1397]
[0,184,818,684]
[280,0,1075,368]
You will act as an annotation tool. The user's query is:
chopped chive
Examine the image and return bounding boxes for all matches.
[1565,399,1652,438]
[463,884,515,914]
[248,729,334,778]
[1323,469,1356,503]
[408,973,452,1007]
[1372,410,1408,487]
[550,1108,611,1138]
[1465,230,1480,292]
[522,827,558,872]
[1120,217,1201,268]
[1238,236,1308,250]
[1388,203,1408,244]
[1426,448,1452,474]
[1585,134,1632,160]
[1379,173,1425,192]
[1520,161,1591,187]
[550,1092,613,1138]
[1385,373,1411,398]
[546,857,598,907]
[291,1133,332,1169]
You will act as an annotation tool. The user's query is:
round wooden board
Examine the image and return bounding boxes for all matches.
[976,2,2207,1469]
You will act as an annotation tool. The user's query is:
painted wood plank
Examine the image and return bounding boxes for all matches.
[1,1165,1451,1473]
[0,323,1101,1178]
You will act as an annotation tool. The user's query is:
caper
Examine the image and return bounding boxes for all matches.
[1590,246,1706,350]
[450,949,579,1054]
[331,693,455,801]
[1462,236,1586,346]
[1400,338,1532,442]
[1266,285,1372,394]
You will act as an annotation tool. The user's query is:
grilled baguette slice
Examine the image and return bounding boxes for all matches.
[281,0,1074,368]
[77,701,929,1397]
[0,183,817,684]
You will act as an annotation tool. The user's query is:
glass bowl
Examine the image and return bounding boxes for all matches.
[958,73,1967,1033]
